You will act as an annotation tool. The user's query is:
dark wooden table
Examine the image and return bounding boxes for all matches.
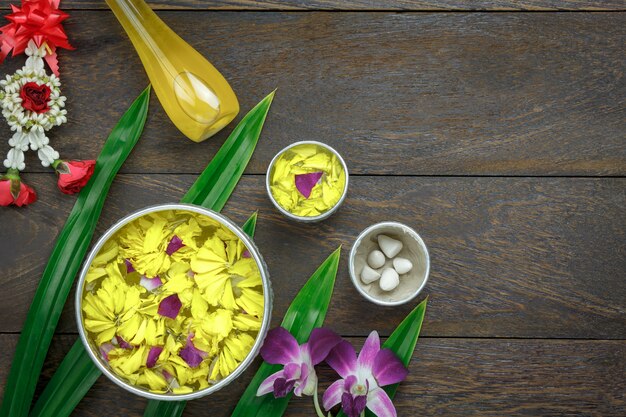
[1,0,625,416]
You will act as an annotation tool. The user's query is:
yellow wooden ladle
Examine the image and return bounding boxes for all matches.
[106,0,239,142]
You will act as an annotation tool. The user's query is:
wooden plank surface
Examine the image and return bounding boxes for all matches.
[1,175,624,339]
[0,3,624,416]
[26,0,626,11]
[1,12,624,176]
[1,334,624,416]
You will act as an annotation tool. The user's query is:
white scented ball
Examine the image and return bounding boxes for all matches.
[367,250,386,269]
[361,265,381,284]
[379,268,400,292]
[378,235,403,258]
[393,257,413,275]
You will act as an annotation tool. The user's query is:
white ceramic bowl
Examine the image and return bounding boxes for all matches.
[75,203,273,401]
[266,140,349,223]
[349,222,429,306]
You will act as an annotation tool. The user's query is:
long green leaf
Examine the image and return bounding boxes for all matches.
[143,400,187,417]
[231,246,342,417]
[337,297,428,417]
[28,340,101,417]
[1,86,151,417]
[143,211,259,417]
[182,91,275,210]
[31,91,275,417]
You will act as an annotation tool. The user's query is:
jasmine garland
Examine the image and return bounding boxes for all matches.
[0,0,94,207]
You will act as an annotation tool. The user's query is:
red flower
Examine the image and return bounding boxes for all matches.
[0,0,74,76]
[20,82,51,113]
[55,159,96,195]
[0,178,37,207]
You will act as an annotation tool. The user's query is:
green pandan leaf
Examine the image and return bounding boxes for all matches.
[143,400,188,417]
[28,340,101,417]
[337,297,428,417]
[1,86,151,417]
[230,246,342,417]
[182,91,275,210]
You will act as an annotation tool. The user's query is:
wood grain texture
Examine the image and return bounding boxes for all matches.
[1,334,624,416]
[24,0,626,11]
[1,175,624,338]
[0,12,624,175]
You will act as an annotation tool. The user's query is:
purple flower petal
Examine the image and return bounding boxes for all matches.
[158,294,182,319]
[344,375,358,393]
[283,362,302,380]
[179,334,207,368]
[99,342,115,361]
[147,346,163,368]
[260,327,301,365]
[162,370,180,388]
[140,275,163,292]
[273,377,296,398]
[307,327,342,365]
[166,235,185,255]
[293,363,311,397]
[357,330,380,372]
[256,369,285,396]
[341,393,367,417]
[295,171,323,199]
[162,370,173,382]
[326,340,357,378]
[367,387,397,417]
[323,379,345,410]
[124,259,135,273]
[373,349,408,387]
[115,336,132,349]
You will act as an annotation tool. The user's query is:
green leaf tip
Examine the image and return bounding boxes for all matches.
[242,211,258,238]
[181,91,275,211]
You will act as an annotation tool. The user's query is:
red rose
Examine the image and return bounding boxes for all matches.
[55,160,96,195]
[0,178,37,207]
[20,82,51,113]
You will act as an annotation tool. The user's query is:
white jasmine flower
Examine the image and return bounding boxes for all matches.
[4,147,26,170]
[8,132,29,151]
[37,144,59,167]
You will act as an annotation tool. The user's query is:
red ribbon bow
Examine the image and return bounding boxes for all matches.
[0,0,73,76]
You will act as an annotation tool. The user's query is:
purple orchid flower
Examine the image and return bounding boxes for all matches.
[257,327,341,398]
[323,331,408,417]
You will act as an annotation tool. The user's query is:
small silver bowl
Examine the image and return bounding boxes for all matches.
[349,222,430,306]
[266,140,349,223]
[75,203,273,401]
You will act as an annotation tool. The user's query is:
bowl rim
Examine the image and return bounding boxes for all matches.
[349,221,430,306]
[75,203,273,401]
[265,140,349,223]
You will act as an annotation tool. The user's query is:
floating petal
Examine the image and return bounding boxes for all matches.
[166,235,185,255]
[147,346,163,368]
[295,171,323,199]
[140,275,163,292]
[179,334,207,368]
[158,294,182,319]
[99,342,115,361]
[124,259,135,273]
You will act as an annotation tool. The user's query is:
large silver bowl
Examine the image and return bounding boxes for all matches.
[75,203,273,401]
